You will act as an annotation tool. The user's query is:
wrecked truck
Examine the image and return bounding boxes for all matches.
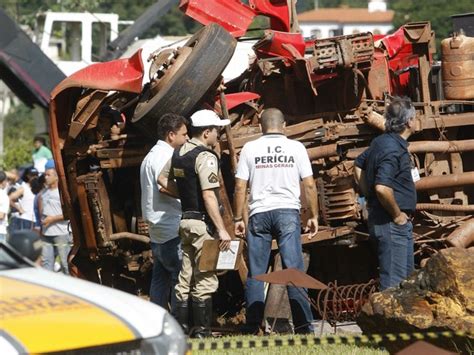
[49,0,474,324]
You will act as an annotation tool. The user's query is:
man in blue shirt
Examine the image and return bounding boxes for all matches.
[354,97,417,290]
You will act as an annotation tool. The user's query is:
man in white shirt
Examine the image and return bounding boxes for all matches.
[140,113,188,313]
[41,167,71,274]
[234,108,319,334]
[0,171,10,241]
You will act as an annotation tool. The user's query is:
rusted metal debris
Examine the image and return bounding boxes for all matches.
[47,1,474,310]
[446,218,474,248]
[316,279,378,326]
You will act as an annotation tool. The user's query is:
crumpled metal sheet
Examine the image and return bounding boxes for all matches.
[180,0,293,38]
[254,268,328,290]
[51,49,144,100]
[179,0,255,38]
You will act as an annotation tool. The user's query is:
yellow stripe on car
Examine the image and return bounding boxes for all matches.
[0,276,136,353]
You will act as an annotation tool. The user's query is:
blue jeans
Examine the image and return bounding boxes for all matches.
[41,234,71,274]
[246,209,314,333]
[150,237,182,314]
[368,218,414,290]
[9,217,35,233]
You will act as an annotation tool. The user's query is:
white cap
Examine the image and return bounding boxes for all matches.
[190,109,230,127]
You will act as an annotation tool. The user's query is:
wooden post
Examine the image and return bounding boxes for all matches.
[219,91,238,174]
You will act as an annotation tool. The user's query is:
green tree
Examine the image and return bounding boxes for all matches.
[2,103,36,170]
[3,0,201,37]
[390,0,473,55]
[151,7,201,37]
[2,0,100,30]
[297,0,369,12]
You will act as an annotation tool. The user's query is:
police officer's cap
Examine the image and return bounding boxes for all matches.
[190,110,230,127]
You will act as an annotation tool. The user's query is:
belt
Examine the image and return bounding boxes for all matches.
[182,211,208,221]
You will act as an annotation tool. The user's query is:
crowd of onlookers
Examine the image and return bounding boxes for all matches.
[0,136,70,274]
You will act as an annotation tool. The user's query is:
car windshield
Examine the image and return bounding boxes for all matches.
[0,243,30,271]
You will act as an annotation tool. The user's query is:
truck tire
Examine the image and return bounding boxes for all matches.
[132,23,237,136]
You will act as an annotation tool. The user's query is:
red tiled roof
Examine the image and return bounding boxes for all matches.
[298,8,394,24]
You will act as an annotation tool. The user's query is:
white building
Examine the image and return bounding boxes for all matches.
[36,11,121,76]
[37,11,254,82]
[298,0,394,39]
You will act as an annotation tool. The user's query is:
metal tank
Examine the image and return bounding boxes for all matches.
[442,33,474,99]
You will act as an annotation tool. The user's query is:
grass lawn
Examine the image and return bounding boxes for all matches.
[188,334,389,355]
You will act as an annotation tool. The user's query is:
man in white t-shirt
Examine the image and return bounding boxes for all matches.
[0,171,10,241]
[140,113,188,314]
[40,167,71,274]
[234,108,319,334]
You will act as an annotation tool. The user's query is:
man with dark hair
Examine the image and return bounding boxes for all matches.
[34,136,46,145]
[32,136,53,173]
[40,167,70,274]
[140,113,188,313]
[234,107,318,334]
[0,171,9,242]
[354,96,417,290]
[159,109,232,337]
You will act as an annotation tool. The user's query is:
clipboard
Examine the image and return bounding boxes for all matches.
[199,239,244,271]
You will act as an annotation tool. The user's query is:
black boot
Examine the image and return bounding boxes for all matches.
[191,298,212,338]
[175,300,190,335]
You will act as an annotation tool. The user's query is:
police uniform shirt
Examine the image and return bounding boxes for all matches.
[162,138,220,191]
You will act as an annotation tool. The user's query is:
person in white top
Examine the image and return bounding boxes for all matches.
[233,108,319,334]
[0,171,10,241]
[40,166,71,274]
[8,167,38,231]
[140,113,188,313]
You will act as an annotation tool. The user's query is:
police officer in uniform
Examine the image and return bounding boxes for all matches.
[159,109,232,337]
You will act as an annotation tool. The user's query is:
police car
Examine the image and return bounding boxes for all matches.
[0,234,187,354]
